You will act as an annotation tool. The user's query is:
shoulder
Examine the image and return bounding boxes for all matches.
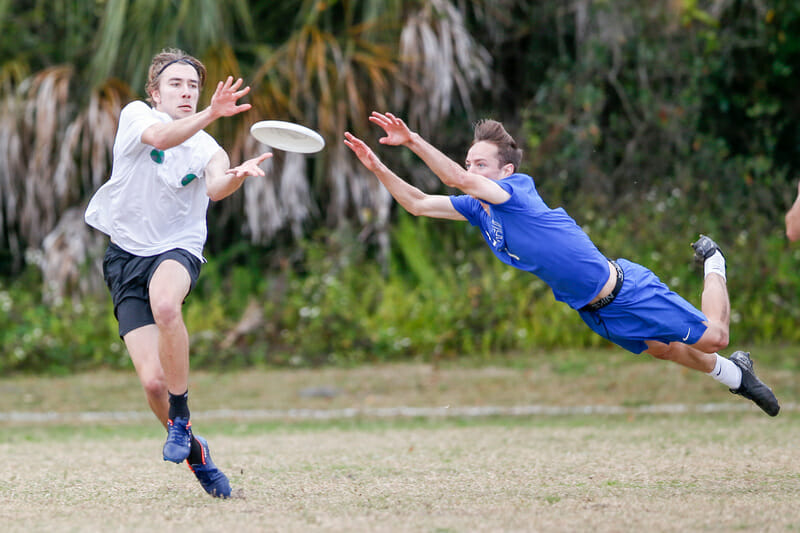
[495,173,538,200]
[498,173,535,191]
[450,194,483,218]
[120,100,152,117]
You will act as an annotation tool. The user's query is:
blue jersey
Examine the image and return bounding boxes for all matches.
[450,173,609,310]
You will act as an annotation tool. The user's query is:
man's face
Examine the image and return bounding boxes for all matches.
[150,63,200,119]
[465,141,513,180]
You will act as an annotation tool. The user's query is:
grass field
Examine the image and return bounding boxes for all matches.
[1,347,798,532]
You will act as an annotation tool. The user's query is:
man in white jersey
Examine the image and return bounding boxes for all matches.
[85,48,271,498]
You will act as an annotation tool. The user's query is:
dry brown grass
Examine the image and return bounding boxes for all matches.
[1,360,798,532]
[1,350,795,414]
[1,416,799,532]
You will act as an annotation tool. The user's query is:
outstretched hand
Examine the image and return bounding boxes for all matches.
[226,152,272,179]
[344,132,383,173]
[368,112,413,146]
[210,76,252,119]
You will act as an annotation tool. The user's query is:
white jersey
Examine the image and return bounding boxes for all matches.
[85,100,222,260]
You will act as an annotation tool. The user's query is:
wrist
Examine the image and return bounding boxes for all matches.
[199,105,220,124]
[406,131,422,148]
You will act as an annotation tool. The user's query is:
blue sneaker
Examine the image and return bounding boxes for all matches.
[188,436,232,498]
[163,417,192,463]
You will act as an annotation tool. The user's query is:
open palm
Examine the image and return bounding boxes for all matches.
[369,112,413,146]
[210,76,252,118]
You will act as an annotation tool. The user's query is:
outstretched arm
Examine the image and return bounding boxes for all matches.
[344,132,464,220]
[142,76,253,151]
[368,112,510,204]
[786,181,800,241]
[205,150,272,201]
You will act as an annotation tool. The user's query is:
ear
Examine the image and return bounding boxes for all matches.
[501,163,515,177]
[150,89,161,106]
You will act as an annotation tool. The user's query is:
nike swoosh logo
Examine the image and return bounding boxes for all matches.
[682,329,691,342]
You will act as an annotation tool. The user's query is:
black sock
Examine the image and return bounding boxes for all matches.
[188,437,203,465]
[168,390,190,420]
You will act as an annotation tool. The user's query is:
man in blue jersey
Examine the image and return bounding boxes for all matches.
[344,111,779,416]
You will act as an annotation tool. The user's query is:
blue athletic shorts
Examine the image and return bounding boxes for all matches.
[577,258,708,354]
[102,243,201,338]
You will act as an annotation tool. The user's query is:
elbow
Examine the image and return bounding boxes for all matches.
[441,173,465,189]
[406,204,424,217]
[143,132,170,151]
[787,224,799,242]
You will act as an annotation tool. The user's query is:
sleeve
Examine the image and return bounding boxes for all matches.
[450,195,483,226]
[495,174,547,215]
[115,101,162,155]
[195,131,223,173]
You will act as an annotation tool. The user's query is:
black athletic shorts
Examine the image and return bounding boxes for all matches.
[102,242,201,338]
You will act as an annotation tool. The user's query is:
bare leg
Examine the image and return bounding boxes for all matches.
[123,324,169,428]
[645,340,716,372]
[699,271,730,343]
[148,260,191,396]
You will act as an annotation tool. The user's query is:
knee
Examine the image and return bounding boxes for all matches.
[700,325,729,353]
[141,373,167,400]
[150,297,183,327]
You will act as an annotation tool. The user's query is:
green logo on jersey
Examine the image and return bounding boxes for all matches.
[150,149,165,164]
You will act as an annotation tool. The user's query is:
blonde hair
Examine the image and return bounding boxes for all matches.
[145,48,206,104]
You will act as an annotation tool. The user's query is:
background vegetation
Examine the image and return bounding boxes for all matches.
[1,0,799,373]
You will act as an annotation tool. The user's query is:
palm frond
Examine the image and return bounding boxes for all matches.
[397,0,492,135]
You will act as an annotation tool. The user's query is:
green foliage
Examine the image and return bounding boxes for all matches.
[5,197,800,374]
[0,271,125,374]
[4,0,800,373]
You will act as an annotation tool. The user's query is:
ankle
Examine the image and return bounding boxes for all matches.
[168,390,190,420]
[704,251,726,281]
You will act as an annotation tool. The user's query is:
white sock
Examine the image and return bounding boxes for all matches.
[704,251,726,281]
[707,354,742,389]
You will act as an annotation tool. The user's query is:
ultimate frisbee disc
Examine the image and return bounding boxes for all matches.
[250,120,325,154]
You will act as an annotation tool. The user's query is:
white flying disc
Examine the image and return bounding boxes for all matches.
[250,120,325,154]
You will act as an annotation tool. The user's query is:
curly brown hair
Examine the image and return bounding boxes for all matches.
[144,48,206,104]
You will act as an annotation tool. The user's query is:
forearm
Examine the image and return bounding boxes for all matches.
[404,132,469,188]
[143,107,218,150]
[371,164,462,220]
[205,150,243,201]
[372,163,427,214]
[207,174,247,201]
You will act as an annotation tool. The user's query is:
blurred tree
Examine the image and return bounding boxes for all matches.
[0,0,497,285]
[2,0,797,294]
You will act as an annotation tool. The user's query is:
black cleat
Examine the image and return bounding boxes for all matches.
[729,351,780,417]
[691,234,724,264]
